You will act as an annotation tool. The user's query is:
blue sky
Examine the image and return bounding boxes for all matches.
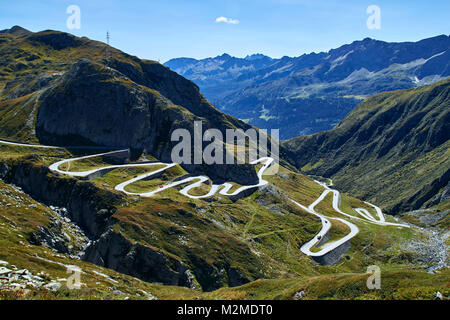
[1,0,449,62]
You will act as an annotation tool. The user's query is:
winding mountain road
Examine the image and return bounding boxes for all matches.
[0,139,409,260]
[116,157,273,199]
[291,181,408,257]
[0,139,61,149]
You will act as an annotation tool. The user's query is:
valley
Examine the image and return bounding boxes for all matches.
[0,25,448,300]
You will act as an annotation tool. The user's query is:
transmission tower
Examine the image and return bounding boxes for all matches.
[104,31,111,68]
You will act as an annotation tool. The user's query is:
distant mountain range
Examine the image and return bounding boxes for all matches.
[166,35,450,139]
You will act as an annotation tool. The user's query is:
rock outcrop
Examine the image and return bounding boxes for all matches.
[83,229,194,287]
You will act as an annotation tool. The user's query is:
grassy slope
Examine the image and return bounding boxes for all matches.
[203,270,449,300]
[2,173,447,300]
[0,94,41,143]
[0,180,199,300]
[2,156,447,300]
[1,145,446,300]
[0,29,114,143]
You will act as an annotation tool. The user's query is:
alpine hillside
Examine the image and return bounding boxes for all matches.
[283,78,450,214]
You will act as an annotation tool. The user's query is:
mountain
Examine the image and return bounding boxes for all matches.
[165,53,274,107]
[282,78,450,214]
[0,26,263,185]
[165,35,450,139]
[0,26,448,299]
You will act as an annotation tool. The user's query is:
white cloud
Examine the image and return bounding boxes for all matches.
[215,16,240,25]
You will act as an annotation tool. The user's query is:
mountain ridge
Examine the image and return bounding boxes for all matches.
[165,34,450,139]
